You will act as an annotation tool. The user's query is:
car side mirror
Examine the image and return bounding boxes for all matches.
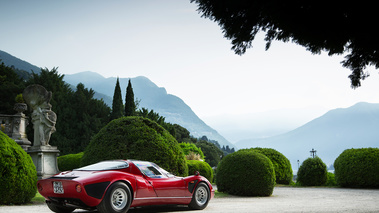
[194,171,200,176]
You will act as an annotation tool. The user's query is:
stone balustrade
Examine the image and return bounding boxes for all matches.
[0,103,32,151]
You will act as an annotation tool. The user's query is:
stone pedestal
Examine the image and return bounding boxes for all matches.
[12,111,32,151]
[27,145,60,179]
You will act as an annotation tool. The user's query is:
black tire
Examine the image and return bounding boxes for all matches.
[46,201,75,213]
[188,182,211,210]
[97,182,132,213]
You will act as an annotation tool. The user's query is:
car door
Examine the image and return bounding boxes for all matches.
[141,163,187,197]
[147,176,187,197]
[135,175,158,198]
[132,161,189,198]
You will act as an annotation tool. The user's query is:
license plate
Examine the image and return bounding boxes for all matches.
[53,181,64,194]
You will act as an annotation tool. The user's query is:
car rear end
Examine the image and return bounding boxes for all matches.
[37,172,104,209]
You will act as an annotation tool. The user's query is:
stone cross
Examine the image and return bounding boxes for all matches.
[310,148,317,158]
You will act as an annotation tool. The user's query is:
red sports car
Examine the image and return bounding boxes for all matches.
[37,160,214,213]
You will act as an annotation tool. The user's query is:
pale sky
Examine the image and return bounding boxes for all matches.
[1,0,379,122]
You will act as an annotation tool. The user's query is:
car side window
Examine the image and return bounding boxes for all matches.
[134,161,168,178]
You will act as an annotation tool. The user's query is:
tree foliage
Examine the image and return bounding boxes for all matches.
[221,145,235,156]
[125,79,136,116]
[172,124,192,142]
[191,0,379,88]
[0,61,26,114]
[70,83,110,152]
[195,140,223,167]
[110,77,124,120]
[136,107,175,135]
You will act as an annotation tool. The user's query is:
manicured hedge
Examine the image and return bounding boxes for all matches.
[180,142,205,159]
[249,148,293,184]
[187,160,213,182]
[0,131,37,204]
[81,116,188,176]
[216,150,275,196]
[297,157,327,186]
[334,148,379,188]
[58,152,84,171]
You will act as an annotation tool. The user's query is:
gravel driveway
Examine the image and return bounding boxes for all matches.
[1,187,378,213]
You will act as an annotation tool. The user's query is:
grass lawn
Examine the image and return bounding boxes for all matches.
[30,192,45,204]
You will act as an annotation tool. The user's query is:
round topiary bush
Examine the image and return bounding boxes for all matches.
[81,116,188,176]
[216,150,275,196]
[187,160,214,182]
[249,147,293,184]
[0,130,37,204]
[58,152,84,171]
[297,157,327,186]
[334,148,379,188]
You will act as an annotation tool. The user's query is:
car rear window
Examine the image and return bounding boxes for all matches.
[75,161,129,171]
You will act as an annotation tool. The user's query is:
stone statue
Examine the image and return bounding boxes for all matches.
[23,85,57,146]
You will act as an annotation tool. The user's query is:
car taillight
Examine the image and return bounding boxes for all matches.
[76,184,82,193]
[37,183,43,191]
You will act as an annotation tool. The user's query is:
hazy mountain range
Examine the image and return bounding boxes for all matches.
[0,50,233,148]
[203,106,329,142]
[236,102,379,169]
[0,50,41,74]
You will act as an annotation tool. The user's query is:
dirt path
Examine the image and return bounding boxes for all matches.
[1,187,378,213]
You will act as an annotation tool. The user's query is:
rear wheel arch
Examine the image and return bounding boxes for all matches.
[97,181,133,213]
[116,180,134,200]
[102,179,134,200]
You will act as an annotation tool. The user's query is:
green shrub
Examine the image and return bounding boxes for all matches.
[216,150,275,196]
[187,160,214,182]
[325,172,337,186]
[248,148,293,184]
[194,140,223,167]
[58,152,84,171]
[334,148,379,188]
[15,93,24,103]
[297,157,327,186]
[180,142,205,159]
[0,131,37,204]
[185,152,202,160]
[81,116,188,176]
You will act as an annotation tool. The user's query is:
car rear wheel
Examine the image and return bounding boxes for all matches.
[97,182,132,213]
[188,182,210,210]
[46,201,75,213]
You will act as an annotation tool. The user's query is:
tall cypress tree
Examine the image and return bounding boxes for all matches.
[110,77,124,120]
[125,79,136,116]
